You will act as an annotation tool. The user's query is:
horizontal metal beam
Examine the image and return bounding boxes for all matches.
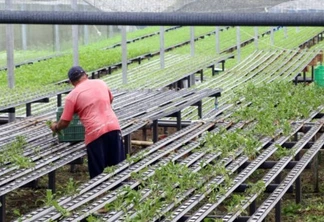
[234,183,294,193]
[241,160,312,169]
[0,11,323,26]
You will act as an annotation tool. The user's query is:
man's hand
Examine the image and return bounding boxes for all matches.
[50,122,59,132]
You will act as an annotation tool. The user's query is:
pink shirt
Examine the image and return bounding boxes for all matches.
[61,79,121,145]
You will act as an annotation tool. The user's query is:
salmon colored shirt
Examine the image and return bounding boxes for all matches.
[61,79,121,145]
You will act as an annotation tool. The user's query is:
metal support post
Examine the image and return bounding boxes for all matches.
[72,0,79,66]
[187,76,191,88]
[211,64,215,76]
[176,111,181,131]
[57,94,62,107]
[142,127,147,141]
[153,120,158,143]
[295,152,301,204]
[48,170,56,194]
[160,26,165,69]
[0,195,5,222]
[275,173,281,222]
[26,103,32,116]
[313,153,319,192]
[122,26,127,84]
[249,200,256,215]
[215,97,219,110]
[124,134,131,155]
[197,101,202,119]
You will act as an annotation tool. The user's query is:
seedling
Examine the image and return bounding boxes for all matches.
[45,120,64,137]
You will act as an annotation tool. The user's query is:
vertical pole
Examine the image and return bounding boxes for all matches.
[176,111,181,131]
[190,26,195,56]
[236,26,241,63]
[197,101,202,119]
[275,173,281,222]
[284,27,288,39]
[160,26,165,69]
[124,134,131,155]
[54,4,60,52]
[26,103,32,117]
[83,5,89,45]
[249,200,256,215]
[215,26,220,54]
[296,27,300,33]
[270,27,274,46]
[122,26,127,84]
[313,153,319,192]
[21,5,27,51]
[153,120,158,143]
[6,0,15,122]
[295,152,301,204]
[254,27,258,49]
[48,171,56,194]
[72,0,79,66]
[0,195,5,222]
[109,25,114,38]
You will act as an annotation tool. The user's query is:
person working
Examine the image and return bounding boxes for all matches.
[50,66,125,179]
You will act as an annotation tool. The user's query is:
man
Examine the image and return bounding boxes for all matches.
[50,66,125,179]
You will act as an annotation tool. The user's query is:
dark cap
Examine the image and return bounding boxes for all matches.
[68,66,85,82]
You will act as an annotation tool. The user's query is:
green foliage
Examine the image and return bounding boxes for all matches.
[0,136,35,169]
[43,190,71,218]
[65,178,79,196]
[283,203,302,216]
[273,144,295,159]
[45,120,64,137]
[231,82,324,137]
[245,180,266,196]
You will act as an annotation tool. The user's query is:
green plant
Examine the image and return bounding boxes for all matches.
[0,136,35,169]
[45,120,64,137]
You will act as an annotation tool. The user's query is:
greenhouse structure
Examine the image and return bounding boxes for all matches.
[1,0,324,221]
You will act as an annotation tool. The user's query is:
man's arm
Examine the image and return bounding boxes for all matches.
[108,88,114,104]
[50,119,71,132]
[50,99,74,132]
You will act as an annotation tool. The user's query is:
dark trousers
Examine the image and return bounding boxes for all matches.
[86,130,125,179]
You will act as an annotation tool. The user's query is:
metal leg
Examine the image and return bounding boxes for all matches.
[124,134,131,155]
[211,64,215,76]
[197,101,202,119]
[0,195,5,222]
[275,173,281,222]
[295,152,301,204]
[26,103,32,116]
[187,76,191,88]
[57,94,62,107]
[142,128,147,141]
[48,170,56,194]
[153,120,158,143]
[249,200,256,215]
[176,111,181,131]
[313,153,319,193]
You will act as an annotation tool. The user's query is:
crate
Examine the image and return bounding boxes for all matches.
[56,107,85,142]
[314,65,324,87]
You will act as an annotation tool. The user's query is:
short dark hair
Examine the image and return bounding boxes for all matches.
[68,66,86,82]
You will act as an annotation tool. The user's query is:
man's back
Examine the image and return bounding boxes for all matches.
[63,79,120,145]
